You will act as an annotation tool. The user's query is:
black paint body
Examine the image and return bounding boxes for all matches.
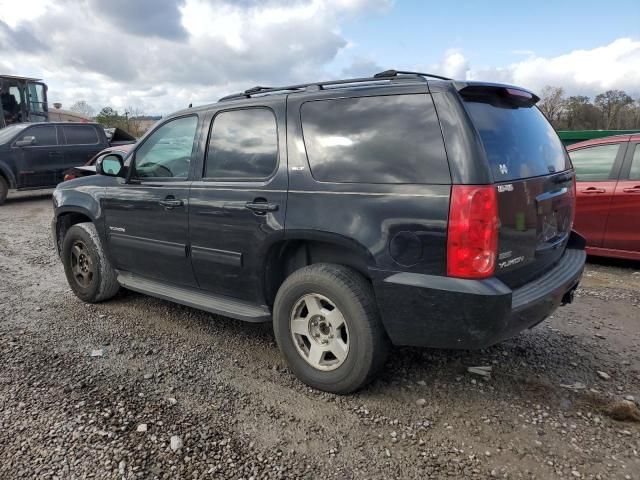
[0,122,111,191]
[52,77,585,349]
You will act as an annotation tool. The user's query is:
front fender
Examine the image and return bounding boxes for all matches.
[52,182,107,254]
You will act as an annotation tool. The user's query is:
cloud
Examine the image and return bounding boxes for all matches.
[88,0,189,40]
[1,0,638,116]
[0,19,50,53]
[432,48,469,79]
[472,38,640,97]
[0,0,391,113]
[341,57,385,78]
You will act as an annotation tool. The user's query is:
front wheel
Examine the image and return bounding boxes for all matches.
[0,176,8,205]
[62,222,120,303]
[273,264,389,394]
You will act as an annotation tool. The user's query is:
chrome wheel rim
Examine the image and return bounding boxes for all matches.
[70,240,94,288]
[290,293,349,371]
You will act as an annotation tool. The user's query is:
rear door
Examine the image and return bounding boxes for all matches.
[568,142,626,248]
[60,124,103,183]
[12,124,61,188]
[602,142,640,253]
[188,103,287,303]
[461,87,574,288]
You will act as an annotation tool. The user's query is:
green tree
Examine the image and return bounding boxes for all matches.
[95,107,128,130]
[563,96,599,130]
[594,90,634,129]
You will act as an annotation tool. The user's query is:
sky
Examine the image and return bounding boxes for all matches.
[1,0,639,116]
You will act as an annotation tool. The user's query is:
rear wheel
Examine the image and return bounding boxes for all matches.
[0,176,8,205]
[273,264,389,394]
[62,222,119,303]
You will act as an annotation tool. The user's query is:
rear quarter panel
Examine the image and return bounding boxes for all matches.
[285,92,450,279]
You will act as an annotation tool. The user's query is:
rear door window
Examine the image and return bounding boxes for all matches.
[300,94,449,184]
[568,144,620,181]
[205,108,278,179]
[63,125,99,145]
[628,144,640,180]
[463,98,569,181]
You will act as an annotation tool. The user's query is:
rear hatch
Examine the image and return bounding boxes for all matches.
[460,85,574,289]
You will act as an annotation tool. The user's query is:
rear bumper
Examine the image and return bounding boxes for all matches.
[374,245,586,349]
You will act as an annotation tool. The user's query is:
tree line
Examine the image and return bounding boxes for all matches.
[70,89,640,135]
[69,101,150,138]
[538,86,640,131]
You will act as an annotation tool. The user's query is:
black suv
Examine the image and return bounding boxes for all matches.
[0,122,114,204]
[52,70,585,393]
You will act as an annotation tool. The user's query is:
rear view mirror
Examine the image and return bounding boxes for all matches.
[15,136,36,147]
[97,153,124,177]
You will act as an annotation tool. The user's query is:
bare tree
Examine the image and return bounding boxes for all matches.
[538,86,565,127]
[69,100,95,119]
[124,105,147,137]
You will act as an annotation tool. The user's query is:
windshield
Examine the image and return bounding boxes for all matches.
[464,98,570,181]
[0,124,29,144]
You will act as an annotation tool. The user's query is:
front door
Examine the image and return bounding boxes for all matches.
[188,104,287,303]
[603,142,640,253]
[569,142,625,248]
[13,124,61,188]
[103,115,201,287]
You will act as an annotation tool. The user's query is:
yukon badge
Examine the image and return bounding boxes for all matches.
[109,226,125,233]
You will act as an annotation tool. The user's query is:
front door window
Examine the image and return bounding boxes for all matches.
[133,116,199,179]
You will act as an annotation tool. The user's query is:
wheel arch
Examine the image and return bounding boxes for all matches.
[262,231,375,306]
[53,207,96,256]
[0,162,16,189]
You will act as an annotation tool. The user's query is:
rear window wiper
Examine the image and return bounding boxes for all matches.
[552,171,574,184]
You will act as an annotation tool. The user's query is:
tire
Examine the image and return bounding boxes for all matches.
[0,176,8,205]
[273,263,389,394]
[62,222,120,303]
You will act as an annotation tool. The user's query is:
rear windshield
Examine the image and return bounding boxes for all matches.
[463,98,569,181]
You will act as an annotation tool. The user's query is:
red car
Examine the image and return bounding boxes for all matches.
[567,134,640,260]
[63,143,134,181]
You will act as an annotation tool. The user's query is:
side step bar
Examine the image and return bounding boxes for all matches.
[117,272,272,323]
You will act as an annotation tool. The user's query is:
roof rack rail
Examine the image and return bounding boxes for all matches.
[218,85,306,102]
[373,69,452,81]
[218,69,449,102]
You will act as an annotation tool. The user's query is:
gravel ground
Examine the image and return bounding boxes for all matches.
[1,191,639,480]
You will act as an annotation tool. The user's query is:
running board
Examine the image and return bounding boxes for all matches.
[117,272,271,323]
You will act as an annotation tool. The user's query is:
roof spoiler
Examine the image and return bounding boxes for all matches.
[455,82,540,106]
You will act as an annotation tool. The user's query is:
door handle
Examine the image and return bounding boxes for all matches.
[245,201,279,213]
[622,186,640,193]
[48,151,63,157]
[159,198,183,209]
[580,188,606,194]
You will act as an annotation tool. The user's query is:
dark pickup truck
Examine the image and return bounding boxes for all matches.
[0,122,134,205]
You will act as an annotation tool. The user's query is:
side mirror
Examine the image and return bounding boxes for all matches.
[96,153,125,177]
[15,136,36,147]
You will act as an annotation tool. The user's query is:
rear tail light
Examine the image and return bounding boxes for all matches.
[447,185,499,279]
